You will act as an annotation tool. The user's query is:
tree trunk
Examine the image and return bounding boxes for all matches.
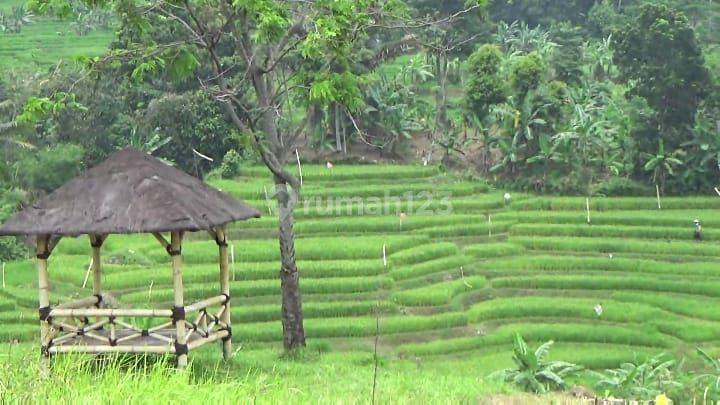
[275,178,306,350]
[334,103,342,152]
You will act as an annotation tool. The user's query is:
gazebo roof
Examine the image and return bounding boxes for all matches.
[0,147,261,236]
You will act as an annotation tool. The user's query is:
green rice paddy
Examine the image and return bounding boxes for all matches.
[2,163,720,400]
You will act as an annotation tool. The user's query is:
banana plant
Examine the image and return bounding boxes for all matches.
[498,333,582,394]
[642,139,684,193]
[696,348,720,401]
[591,353,681,400]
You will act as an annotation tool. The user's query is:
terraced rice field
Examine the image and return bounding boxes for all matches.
[2,164,719,371]
[0,0,113,72]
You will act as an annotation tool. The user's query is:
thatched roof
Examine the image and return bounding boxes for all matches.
[0,147,261,236]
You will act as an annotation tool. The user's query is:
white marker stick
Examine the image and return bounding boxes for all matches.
[656,184,661,209]
[82,258,93,289]
[586,198,591,224]
[488,215,492,237]
[295,149,303,186]
[1,262,5,289]
[382,244,387,267]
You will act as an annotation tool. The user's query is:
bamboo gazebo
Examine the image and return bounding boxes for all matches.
[0,147,260,369]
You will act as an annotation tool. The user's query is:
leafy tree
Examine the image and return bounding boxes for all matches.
[465,44,506,121]
[31,0,483,350]
[498,333,582,394]
[613,3,710,150]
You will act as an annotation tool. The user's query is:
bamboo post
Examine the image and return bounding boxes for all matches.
[36,235,51,374]
[171,231,188,368]
[217,227,232,360]
[656,184,661,209]
[2,262,5,289]
[91,235,103,297]
[586,198,591,225]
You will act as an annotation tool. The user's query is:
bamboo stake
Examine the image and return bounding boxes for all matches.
[187,330,229,350]
[171,231,188,368]
[2,262,5,289]
[50,345,174,354]
[91,235,102,298]
[185,295,227,313]
[488,215,492,237]
[82,258,93,289]
[382,244,387,267]
[586,198,591,225]
[656,184,661,209]
[295,149,303,186]
[37,235,51,375]
[218,226,232,360]
[51,308,173,318]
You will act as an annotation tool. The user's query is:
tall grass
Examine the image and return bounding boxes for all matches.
[389,255,473,281]
[463,243,525,259]
[100,259,386,290]
[510,223,720,241]
[497,210,720,228]
[477,255,720,278]
[397,322,673,356]
[467,296,669,324]
[392,276,487,306]
[234,312,469,341]
[492,274,720,297]
[139,235,428,264]
[512,236,720,257]
[234,164,439,181]
[122,276,394,304]
[612,291,720,322]
[512,197,720,211]
[388,242,458,266]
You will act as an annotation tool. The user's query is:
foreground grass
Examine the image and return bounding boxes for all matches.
[0,344,513,403]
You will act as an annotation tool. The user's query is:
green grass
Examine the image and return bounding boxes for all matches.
[477,255,720,278]
[463,243,525,258]
[492,274,720,297]
[397,322,673,357]
[389,255,473,281]
[512,196,720,211]
[497,209,720,228]
[0,20,113,72]
[122,276,395,304]
[392,276,487,306]
[511,223,720,241]
[512,236,720,257]
[6,164,720,399]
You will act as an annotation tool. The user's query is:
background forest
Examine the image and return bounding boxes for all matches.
[0,0,719,261]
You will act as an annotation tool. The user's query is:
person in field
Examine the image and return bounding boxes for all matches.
[694,219,702,241]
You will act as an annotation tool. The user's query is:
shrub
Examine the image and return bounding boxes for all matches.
[591,177,652,197]
[219,149,243,179]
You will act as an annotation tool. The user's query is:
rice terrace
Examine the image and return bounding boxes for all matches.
[1,0,719,403]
